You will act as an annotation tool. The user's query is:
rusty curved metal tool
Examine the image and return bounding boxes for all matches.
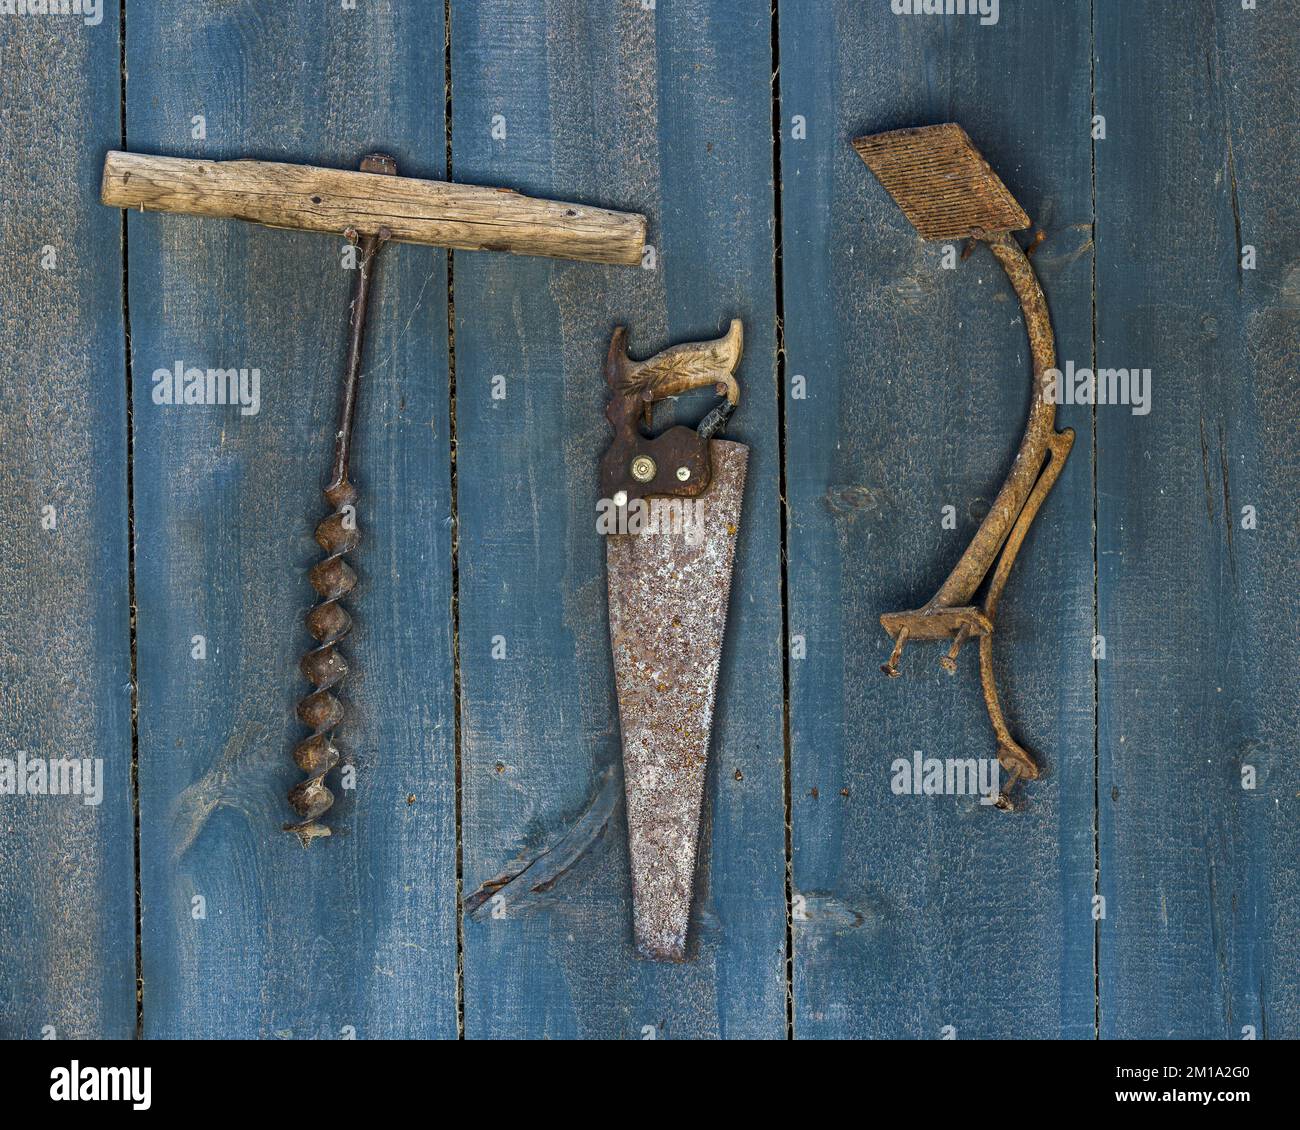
[853,124,1074,804]
[601,320,745,961]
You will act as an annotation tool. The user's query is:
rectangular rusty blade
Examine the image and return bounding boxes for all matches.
[852,123,1030,240]
[606,439,748,961]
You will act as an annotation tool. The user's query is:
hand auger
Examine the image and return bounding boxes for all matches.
[103,148,646,842]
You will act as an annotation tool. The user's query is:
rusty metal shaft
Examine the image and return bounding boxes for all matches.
[967,234,1074,781]
[933,233,1060,608]
[285,154,395,847]
[882,232,1073,788]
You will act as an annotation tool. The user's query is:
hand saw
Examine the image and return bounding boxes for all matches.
[600,319,746,962]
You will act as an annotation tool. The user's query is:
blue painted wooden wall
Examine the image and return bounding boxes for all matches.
[0,0,1295,1039]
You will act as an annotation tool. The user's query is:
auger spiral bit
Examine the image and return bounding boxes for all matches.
[854,124,1075,806]
[286,472,360,847]
[285,155,396,846]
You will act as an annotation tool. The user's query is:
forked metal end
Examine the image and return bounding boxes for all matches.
[852,124,1030,241]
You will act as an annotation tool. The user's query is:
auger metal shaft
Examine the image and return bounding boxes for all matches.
[285,154,395,846]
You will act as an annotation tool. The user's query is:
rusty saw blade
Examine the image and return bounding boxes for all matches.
[600,320,745,962]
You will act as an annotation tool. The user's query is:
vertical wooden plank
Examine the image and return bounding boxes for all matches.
[127,1,457,1037]
[453,0,786,1038]
[0,2,135,1040]
[779,1,1096,1037]
[1096,0,1300,1038]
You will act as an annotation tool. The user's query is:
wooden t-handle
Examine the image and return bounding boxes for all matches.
[101,150,647,266]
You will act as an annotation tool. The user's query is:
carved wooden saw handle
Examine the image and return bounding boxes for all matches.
[599,320,743,506]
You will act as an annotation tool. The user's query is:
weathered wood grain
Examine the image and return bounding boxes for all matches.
[779,0,1097,1037]
[102,151,647,265]
[453,0,787,1038]
[1095,0,1300,1039]
[0,3,136,1039]
[126,0,457,1037]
